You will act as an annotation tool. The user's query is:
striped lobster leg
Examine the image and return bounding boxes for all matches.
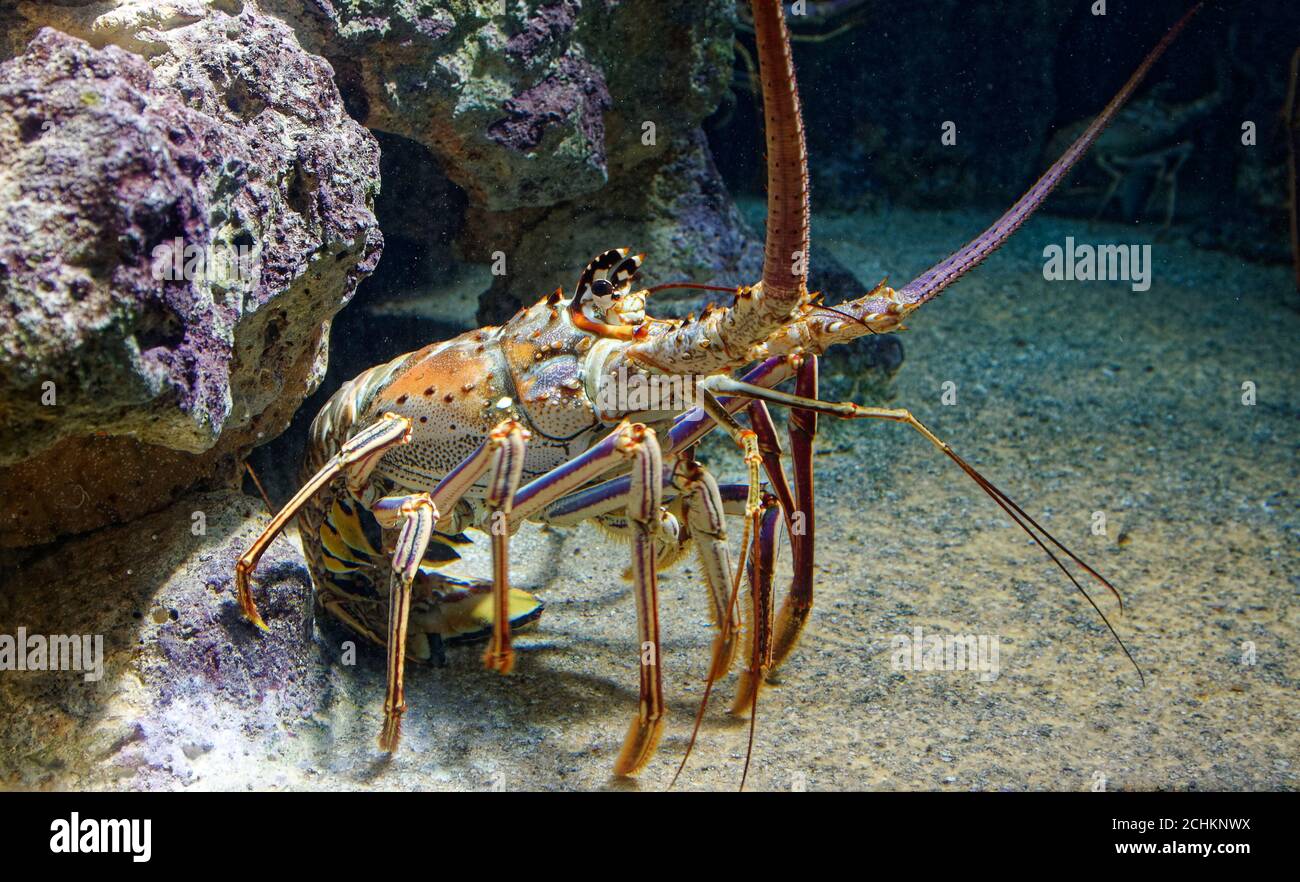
[674,455,744,681]
[772,356,818,672]
[732,494,783,790]
[541,455,749,684]
[481,422,529,675]
[498,422,677,774]
[698,374,1145,684]
[235,412,414,631]
[613,425,669,776]
[369,492,437,751]
[413,420,533,676]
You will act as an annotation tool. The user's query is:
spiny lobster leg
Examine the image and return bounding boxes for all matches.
[671,464,775,787]
[370,492,436,752]
[536,467,754,524]
[717,482,758,516]
[614,424,668,777]
[700,375,1144,683]
[513,422,655,524]
[397,419,532,675]
[537,449,753,685]
[739,358,819,675]
[674,455,742,681]
[746,400,798,528]
[732,495,782,791]
[731,493,780,716]
[773,355,818,672]
[666,356,796,457]
[234,412,413,631]
[542,393,770,523]
[483,422,529,675]
[539,456,755,682]
[699,388,765,520]
[537,469,674,526]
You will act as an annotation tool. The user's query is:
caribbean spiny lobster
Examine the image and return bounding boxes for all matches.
[235,1,1199,783]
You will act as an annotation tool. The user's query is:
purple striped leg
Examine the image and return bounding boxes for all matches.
[773,355,818,672]
[614,425,668,776]
[482,421,529,674]
[700,375,1144,682]
[369,492,436,751]
[542,457,750,682]
[491,421,673,774]
[734,494,782,790]
[235,412,413,631]
[674,455,743,680]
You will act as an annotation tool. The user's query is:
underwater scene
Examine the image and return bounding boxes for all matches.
[0,0,1296,797]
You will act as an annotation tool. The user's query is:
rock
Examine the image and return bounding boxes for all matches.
[0,6,381,546]
[262,0,764,317]
[263,0,613,212]
[0,489,328,789]
[263,0,733,209]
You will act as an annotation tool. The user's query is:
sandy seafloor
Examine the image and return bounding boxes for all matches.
[230,203,1298,792]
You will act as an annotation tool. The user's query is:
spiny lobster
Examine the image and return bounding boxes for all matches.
[235,1,1199,783]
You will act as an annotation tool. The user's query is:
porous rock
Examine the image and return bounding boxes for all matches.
[0,489,327,790]
[261,0,768,316]
[0,4,382,546]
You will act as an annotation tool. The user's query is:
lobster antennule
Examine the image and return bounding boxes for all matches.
[895,3,1203,310]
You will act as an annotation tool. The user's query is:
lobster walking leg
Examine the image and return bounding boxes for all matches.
[614,425,668,776]
[746,401,798,529]
[483,422,529,675]
[773,355,818,672]
[699,388,764,519]
[235,412,413,630]
[740,359,819,675]
[700,375,1144,682]
[539,451,750,682]
[370,418,533,677]
[734,496,782,790]
[369,492,436,751]
[731,495,781,719]
[675,455,742,680]
[513,422,660,523]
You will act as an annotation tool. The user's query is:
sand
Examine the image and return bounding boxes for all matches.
[242,203,1296,791]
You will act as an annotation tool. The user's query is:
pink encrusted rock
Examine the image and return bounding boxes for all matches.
[261,0,768,315]
[0,13,382,547]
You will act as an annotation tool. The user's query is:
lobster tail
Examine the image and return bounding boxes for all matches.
[751,0,811,309]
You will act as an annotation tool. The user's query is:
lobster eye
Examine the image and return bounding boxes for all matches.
[592,278,614,299]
